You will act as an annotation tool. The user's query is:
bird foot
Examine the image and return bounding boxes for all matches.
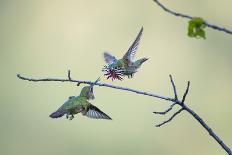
[66,114,74,120]
[69,115,74,120]
[127,74,133,78]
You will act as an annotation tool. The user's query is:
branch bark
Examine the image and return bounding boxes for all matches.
[153,0,232,35]
[17,72,231,154]
[183,104,232,155]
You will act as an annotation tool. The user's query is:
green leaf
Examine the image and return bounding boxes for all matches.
[188,17,206,39]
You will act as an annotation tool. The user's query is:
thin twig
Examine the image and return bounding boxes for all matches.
[156,108,184,127]
[16,72,232,154]
[182,81,190,103]
[153,103,176,115]
[68,70,71,80]
[169,75,178,100]
[153,0,232,35]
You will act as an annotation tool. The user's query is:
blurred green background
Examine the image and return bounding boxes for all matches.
[1,0,232,155]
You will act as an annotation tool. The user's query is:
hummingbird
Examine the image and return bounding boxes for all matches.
[102,27,148,80]
[49,78,112,120]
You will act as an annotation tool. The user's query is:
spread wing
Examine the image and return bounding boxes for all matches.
[85,104,112,120]
[103,52,117,64]
[123,27,143,61]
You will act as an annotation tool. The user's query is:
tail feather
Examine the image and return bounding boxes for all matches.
[49,109,66,118]
[139,58,148,64]
[135,58,148,67]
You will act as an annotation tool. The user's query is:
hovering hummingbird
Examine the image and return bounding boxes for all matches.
[49,78,112,120]
[102,27,148,80]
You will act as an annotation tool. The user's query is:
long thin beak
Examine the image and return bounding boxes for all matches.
[90,77,101,88]
[88,77,101,100]
[89,77,101,94]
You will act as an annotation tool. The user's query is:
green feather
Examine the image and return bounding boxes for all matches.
[62,96,88,111]
[80,86,91,98]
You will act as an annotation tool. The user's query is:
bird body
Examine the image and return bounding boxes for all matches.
[122,58,148,76]
[103,27,148,80]
[50,79,112,120]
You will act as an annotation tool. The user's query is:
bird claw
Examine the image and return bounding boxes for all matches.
[69,115,74,120]
[66,114,74,120]
[127,74,133,78]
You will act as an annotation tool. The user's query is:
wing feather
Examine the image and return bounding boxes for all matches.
[103,52,117,64]
[85,104,112,120]
[123,27,143,61]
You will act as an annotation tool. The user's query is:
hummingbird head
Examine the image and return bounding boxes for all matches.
[80,77,100,100]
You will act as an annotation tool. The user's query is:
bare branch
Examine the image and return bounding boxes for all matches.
[153,0,232,35]
[183,104,232,155]
[16,72,232,154]
[150,1,232,152]
[156,108,184,127]
[182,81,190,103]
[169,74,178,100]
[153,103,176,115]
[16,73,174,102]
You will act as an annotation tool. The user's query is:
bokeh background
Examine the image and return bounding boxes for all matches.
[1,0,232,155]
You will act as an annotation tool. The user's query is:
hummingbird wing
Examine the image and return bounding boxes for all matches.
[104,52,117,64]
[123,27,143,62]
[85,104,112,120]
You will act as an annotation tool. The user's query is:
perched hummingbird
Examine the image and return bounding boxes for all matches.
[49,78,112,120]
[102,27,148,80]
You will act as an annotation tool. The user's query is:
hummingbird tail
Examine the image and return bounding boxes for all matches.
[139,58,148,64]
[49,109,65,118]
[135,58,148,67]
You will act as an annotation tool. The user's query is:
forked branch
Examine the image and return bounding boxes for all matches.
[153,103,175,115]
[155,108,184,127]
[17,71,231,154]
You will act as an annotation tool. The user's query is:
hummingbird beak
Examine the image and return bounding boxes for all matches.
[88,77,101,100]
[90,77,101,88]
